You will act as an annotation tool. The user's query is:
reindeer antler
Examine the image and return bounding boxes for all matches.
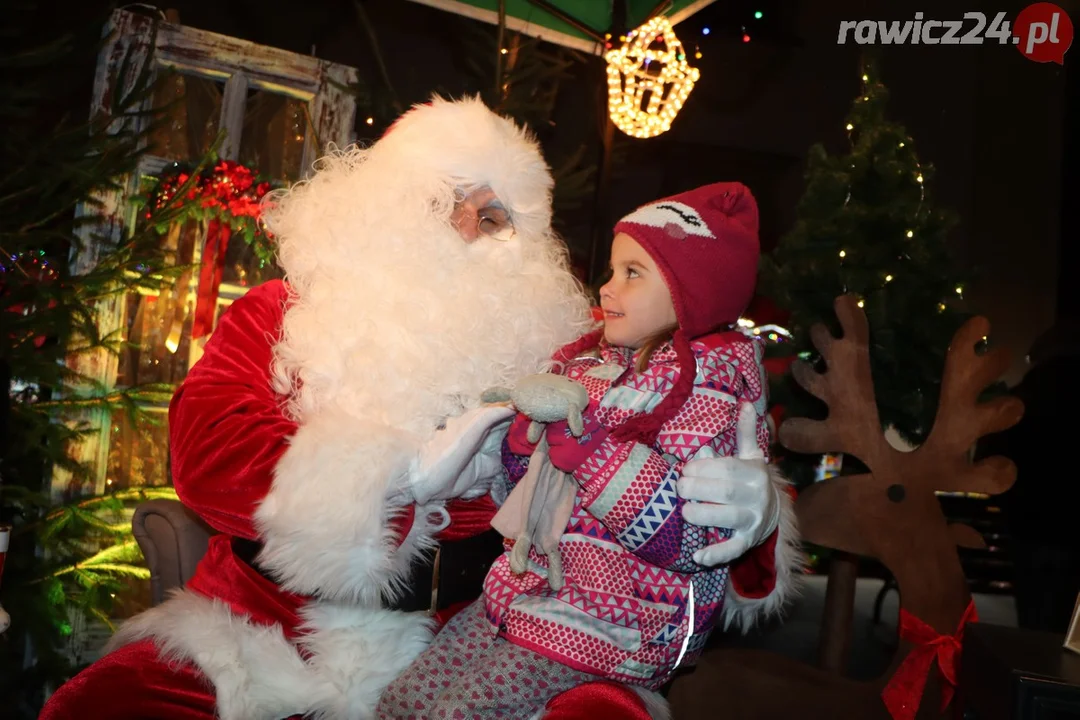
[911,316,1024,496]
[779,295,891,469]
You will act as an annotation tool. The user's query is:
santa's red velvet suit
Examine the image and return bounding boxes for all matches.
[41,97,800,720]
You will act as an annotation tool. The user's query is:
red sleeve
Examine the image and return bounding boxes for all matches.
[168,280,295,539]
[729,483,797,599]
[729,529,779,599]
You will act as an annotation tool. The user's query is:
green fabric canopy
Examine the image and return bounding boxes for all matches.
[402,0,717,54]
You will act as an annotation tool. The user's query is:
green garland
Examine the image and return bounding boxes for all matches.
[134,157,280,267]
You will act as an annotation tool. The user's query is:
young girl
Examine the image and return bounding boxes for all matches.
[377,181,771,719]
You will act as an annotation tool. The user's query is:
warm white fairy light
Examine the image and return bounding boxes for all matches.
[839,249,847,258]
[604,16,700,139]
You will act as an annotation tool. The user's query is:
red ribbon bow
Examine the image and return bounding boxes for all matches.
[881,599,978,720]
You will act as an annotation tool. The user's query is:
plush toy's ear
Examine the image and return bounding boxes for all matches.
[567,408,584,437]
[527,420,545,444]
[481,387,513,404]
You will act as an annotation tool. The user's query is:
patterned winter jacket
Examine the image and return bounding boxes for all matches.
[482,331,771,690]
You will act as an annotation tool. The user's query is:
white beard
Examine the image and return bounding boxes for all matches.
[264,143,594,442]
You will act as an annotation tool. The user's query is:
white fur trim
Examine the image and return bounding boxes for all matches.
[720,464,805,632]
[379,95,554,240]
[631,687,672,720]
[107,589,435,720]
[254,412,437,604]
[296,601,436,719]
[106,590,332,720]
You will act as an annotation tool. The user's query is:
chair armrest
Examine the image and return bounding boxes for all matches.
[132,499,214,606]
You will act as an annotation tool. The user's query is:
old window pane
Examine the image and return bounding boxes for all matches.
[115,219,200,387]
[105,406,171,490]
[148,70,225,163]
[239,87,307,183]
[220,236,284,288]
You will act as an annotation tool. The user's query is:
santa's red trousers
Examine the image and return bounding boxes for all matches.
[41,624,651,720]
[41,522,653,720]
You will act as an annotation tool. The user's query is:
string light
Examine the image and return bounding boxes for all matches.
[605,16,700,139]
[938,302,947,312]
[366,117,374,125]
[906,230,913,238]
[845,123,854,131]
[736,319,792,342]
[743,33,751,42]
[839,249,847,258]
[857,299,865,308]
[885,274,893,282]
[755,11,763,19]
[916,173,924,183]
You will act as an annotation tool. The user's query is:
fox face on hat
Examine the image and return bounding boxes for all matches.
[613,181,761,339]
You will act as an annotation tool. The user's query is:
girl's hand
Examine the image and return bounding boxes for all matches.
[544,408,608,473]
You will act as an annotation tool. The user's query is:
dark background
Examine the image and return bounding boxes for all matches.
[49,0,1075,385]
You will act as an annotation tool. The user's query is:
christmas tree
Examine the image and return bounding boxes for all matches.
[760,57,972,488]
[0,7,198,714]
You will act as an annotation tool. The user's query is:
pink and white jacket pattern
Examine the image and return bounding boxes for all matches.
[483,332,771,690]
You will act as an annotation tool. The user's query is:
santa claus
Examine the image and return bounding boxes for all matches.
[41,97,799,720]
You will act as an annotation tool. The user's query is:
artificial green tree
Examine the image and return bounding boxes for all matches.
[761,58,972,488]
[0,7,201,714]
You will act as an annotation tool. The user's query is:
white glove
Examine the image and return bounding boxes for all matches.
[678,403,780,567]
[410,404,515,505]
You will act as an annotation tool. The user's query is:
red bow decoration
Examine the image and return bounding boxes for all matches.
[192,220,232,339]
[881,599,978,720]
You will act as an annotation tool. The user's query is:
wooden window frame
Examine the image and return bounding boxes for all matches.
[60,9,358,496]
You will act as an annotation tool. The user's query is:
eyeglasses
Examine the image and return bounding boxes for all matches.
[452,187,515,241]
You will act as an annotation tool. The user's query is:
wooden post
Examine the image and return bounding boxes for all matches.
[817,550,859,674]
[587,112,615,285]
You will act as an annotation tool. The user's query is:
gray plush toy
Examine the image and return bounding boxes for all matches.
[483,374,590,591]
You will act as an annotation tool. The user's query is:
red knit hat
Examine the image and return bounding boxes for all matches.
[603,182,760,445]
[613,181,760,338]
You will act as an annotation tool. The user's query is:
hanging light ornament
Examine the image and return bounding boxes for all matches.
[604,15,700,139]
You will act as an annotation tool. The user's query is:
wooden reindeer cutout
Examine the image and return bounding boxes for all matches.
[668,295,1024,720]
